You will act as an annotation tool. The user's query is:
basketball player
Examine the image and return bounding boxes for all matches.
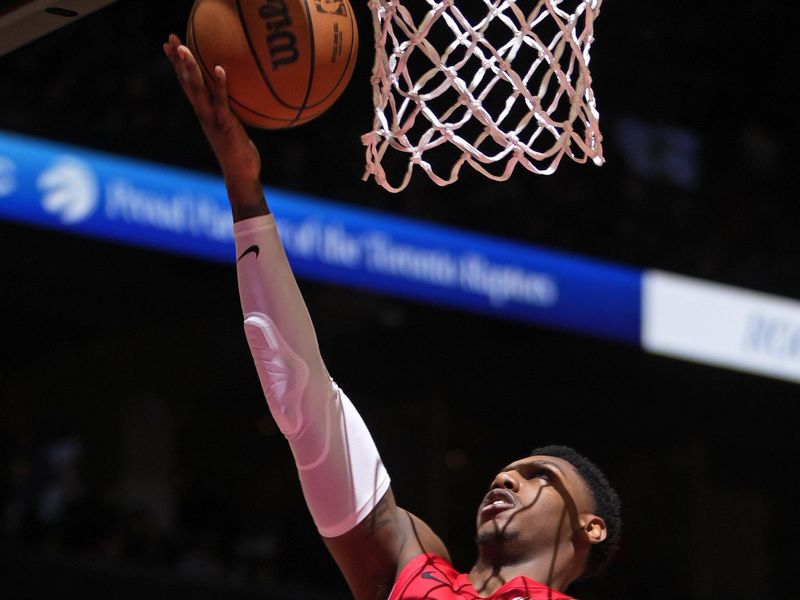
[163,34,621,600]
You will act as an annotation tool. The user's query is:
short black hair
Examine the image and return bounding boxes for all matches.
[530,444,621,579]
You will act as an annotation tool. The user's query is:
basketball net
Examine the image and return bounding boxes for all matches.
[362,0,604,192]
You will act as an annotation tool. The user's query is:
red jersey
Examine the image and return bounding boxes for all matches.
[389,553,574,600]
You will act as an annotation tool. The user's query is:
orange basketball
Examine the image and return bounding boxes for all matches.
[187,0,358,129]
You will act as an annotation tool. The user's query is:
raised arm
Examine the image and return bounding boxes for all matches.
[163,35,448,599]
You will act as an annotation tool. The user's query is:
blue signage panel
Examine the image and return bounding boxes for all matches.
[0,131,234,261]
[0,130,642,343]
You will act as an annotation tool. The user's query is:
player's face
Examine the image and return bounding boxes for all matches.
[475,455,600,556]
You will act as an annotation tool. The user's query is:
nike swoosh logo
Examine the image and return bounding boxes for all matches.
[237,244,260,262]
[421,571,448,585]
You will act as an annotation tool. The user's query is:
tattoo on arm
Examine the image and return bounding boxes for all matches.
[364,496,393,537]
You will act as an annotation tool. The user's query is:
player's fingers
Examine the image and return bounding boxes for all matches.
[164,38,192,90]
[165,35,236,133]
[177,45,205,93]
[211,66,233,123]
[175,44,215,120]
[163,39,180,70]
[163,34,183,67]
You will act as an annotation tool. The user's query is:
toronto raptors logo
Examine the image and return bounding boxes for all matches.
[314,0,347,17]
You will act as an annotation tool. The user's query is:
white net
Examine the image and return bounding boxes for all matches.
[362,0,605,192]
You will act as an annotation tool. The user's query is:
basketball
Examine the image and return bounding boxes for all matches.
[186,0,358,129]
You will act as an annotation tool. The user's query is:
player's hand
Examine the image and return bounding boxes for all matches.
[163,34,261,183]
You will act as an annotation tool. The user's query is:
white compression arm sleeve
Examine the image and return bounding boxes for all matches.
[234,215,390,538]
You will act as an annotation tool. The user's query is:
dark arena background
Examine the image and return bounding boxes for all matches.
[1,2,799,599]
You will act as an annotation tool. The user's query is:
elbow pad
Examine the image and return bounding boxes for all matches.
[244,313,310,438]
[235,215,390,537]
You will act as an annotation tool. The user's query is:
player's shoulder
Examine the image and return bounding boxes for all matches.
[399,509,451,565]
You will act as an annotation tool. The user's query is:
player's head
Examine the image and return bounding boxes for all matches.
[476,444,621,583]
[529,445,621,579]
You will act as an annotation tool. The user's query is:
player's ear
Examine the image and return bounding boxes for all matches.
[579,515,607,545]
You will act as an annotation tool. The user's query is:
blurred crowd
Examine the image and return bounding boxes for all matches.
[1,432,283,590]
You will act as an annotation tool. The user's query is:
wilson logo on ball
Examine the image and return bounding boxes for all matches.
[259,0,299,69]
[187,0,358,129]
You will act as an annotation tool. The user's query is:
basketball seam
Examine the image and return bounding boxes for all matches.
[191,0,355,127]
[229,96,297,125]
[304,4,356,110]
[287,0,316,127]
[236,0,302,113]
[191,14,293,125]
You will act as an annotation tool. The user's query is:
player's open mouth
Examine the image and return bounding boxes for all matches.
[480,489,516,519]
